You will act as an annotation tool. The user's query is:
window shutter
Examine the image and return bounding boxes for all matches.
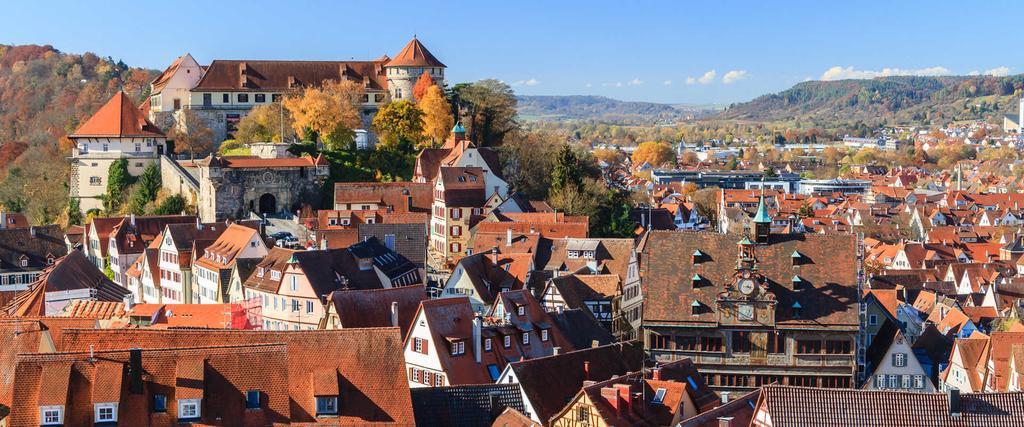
[423,339,428,355]
[891,353,897,366]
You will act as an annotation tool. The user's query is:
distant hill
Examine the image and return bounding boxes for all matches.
[717,75,1024,127]
[0,44,158,222]
[516,95,718,124]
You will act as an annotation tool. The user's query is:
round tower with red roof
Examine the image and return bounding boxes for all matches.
[384,36,446,102]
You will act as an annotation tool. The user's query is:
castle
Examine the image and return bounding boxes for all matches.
[146,37,446,143]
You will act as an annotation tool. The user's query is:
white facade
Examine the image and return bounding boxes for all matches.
[242,263,324,331]
[864,331,934,392]
[71,137,164,214]
[148,54,204,113]
[404,309,448,388]
[192,233,268,304]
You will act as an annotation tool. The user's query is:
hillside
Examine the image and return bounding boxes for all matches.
[517,95,717,124]
[0,44,158,223]
[718,75,1024,127]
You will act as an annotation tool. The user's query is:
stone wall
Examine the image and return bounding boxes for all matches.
[198,166,325,221]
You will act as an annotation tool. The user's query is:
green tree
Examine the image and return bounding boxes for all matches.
[104,158,133,213]
[150,194,186,215]
[551,143,587,192]
[372,100,425,152]
[454,79,519,146]
[66,198,82,227]
[592,189,636,238]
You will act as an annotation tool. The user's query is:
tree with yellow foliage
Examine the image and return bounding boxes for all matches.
[283,80,363,150]
[412,72,435,101]
[419,85,453,148]
[631,141,676,167]
[372,100,424,152]
[234,103,295,143]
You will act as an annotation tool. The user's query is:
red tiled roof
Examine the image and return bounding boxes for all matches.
[59,328,414,424]
[386,37,446,68]
[70,91,164,138]
[193,59,389,91]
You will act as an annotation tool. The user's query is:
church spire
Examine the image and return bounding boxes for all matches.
[753,180,771,244]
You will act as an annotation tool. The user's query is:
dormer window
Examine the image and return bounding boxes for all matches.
[257,267,265,277]
[20,255,29,268]
[792,301,803,318]
[567,250,580,259]
[692,274,704,287]
[178,398,201,419]
[450,340,465,355]
[792,275,804,287]
[95,402,118,423]
[40,405,63,425]
[270,271,281,280]
[690,300,701,316]
[316,396,338,416]
[693,249,705,264]
[522,333,530,345]
[517,306,525,316]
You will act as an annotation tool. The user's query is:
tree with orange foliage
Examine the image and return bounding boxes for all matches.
[283,80,363,150]
[412,72,435,101]
[632,141,676,167]
[419,85,453,148]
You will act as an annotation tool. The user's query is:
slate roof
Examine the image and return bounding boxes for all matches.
[681,389,760,427]
[549,308,616,350]
[358,222,428,269]
[641,231,859,328]
[108,215,197,255]
[756,385,1024,426]
[410,383,524,427]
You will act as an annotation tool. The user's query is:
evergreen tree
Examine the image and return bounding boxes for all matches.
[551,144,585,192]
[136,163,161,204]
[150,195,186,215]
[104,159,133,213]
[593,189,636,238]
[66,198,82,227]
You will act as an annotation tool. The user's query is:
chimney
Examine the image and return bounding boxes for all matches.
[600,387,622,417]
[123,294,135,311]
[613,384,632,414]
[718,417,735,427]
[196,217,202,231]
[390,301,399,327]
[0,211,5,229]
[472,316,482,364]
[583,361,590,380]
[29,226,36,238]
[506,228,513,247]
[129,348,144,394]
[553,346,561,355]
[651,367,661,381]
[948,388,961,417]
[130,213,136,227]
[721,391,730,403]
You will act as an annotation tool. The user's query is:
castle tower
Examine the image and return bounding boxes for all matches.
[384,36,446,102]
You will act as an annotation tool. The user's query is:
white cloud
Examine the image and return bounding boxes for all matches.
[628,78,644,86]
[585,83,593,88]
[511,78,540,87]
[819,65,950,81]
[615,82,623,87]
[697,70,716,85]
[722,70,748,84]
[685,76,697,85]
[663,80,673,86]
[984,66,1011,77]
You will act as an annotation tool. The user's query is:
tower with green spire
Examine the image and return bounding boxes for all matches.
[753,186,771,244]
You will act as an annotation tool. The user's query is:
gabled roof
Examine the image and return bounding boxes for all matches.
[0,225,66,272]
[327,285,426,337]
[386,37,446,68]
[2,251,129,316]
[506,341,644,422]
[70,91,164,138]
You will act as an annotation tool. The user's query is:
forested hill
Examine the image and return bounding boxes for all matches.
[0,44,158,223]
[717,75,1024,126]
[517,95,717,124]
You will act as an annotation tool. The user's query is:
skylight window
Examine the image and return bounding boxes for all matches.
[651,388,667,404]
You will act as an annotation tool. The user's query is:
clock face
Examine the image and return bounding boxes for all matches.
[738,279,756,295]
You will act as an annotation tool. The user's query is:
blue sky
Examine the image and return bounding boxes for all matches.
[5,1,1022,104]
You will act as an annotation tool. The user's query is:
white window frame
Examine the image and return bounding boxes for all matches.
[95,402,118,422]
[894,352,907,368]
[178,398,201,419]
[40,405,63,425]
[484,338,492,351]
[522,333,530,345]
[876,374,886,389]
[541,329,549,342]
[914,375,925,389]
[504,335,511,348]
[517,306,525,316]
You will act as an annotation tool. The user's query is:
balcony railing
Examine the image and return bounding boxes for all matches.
[651,349,855,367]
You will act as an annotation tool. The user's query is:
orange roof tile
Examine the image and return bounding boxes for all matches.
[70,92,164,138]
[386,37,446,68]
